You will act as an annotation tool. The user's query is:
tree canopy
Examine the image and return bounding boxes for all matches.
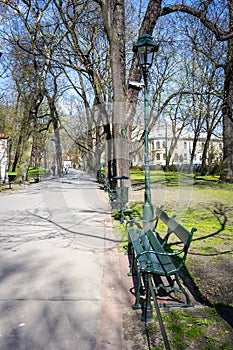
[0,0,232,182]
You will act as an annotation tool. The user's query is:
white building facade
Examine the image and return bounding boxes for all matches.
[0,133,8,183]
[131,124,223,168]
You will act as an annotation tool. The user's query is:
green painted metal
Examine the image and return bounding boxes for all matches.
[127,208,196,320]
[142,69,154,230]
[133,34,159,69]
[133,33,159,51]
[133,34,159,230]
[114,175,129,223]
[149,278,171,350]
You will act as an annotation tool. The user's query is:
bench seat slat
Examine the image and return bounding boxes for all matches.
[130,228,177,276]
[128,228,148,270]
[129,228,161,272]
[127,207,196,311]
[137,230,163,272]
[145,229,177,275]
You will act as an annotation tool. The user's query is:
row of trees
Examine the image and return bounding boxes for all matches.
[0,0,232,183]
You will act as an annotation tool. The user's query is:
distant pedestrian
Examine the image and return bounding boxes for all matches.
[51,165,56,176]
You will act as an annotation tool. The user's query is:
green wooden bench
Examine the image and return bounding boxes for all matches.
[127,206,197,321]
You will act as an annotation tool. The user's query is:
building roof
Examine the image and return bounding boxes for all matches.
[0,133,8,139]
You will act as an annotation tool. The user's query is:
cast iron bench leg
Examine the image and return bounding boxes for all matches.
[132,258,142,310]
[175,273,191,305]
[141,272,153,322]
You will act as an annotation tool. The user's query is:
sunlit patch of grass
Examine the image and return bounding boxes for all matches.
[27,167,43,178]
[117,169,232,308]
[158,308,232,350]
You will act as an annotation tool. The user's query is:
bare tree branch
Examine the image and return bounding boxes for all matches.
[161,4,233,41]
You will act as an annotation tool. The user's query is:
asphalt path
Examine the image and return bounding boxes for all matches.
[0,170,132,350]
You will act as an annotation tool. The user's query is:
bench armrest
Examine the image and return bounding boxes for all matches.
[135,247,185,260]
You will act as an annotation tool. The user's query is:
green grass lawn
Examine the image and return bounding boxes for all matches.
[129,169,233,235]
[130,168,223,186]
[7,167,47,180]
[118,169,233,349]
[128,169,233,295]
[1,167,47,192]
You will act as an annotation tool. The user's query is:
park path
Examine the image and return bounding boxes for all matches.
[0,170,133,350]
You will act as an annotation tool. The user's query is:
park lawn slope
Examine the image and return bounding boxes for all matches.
[121,170,233,350]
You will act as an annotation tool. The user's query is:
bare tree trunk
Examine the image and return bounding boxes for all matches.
[166,134,180,169]
[200,131,211,176]
[103,123,113,183]
[221,5,233,182]
[12,134,22,172]
[222,115,233,182]
[15,94,43,182]
[100,0,129,188]
[15,131,33,182]
[190,136,198,170]
[111,1,128,184]
[53,123,63,177]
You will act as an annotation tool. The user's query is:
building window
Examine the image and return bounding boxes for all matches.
[184,153,187,160]
[156,153,161,161]
[174,153,179,161]
[156,141,160,149]
[163,153,166,160]
[184,141,187,149]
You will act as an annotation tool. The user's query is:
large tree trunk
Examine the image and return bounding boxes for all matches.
[103,123,113,183]
[53,118,63,178]
[12,134,22,172]
[221,4,233,182]
[200,130,212,176]
[111,0,128,184]
[15,99,40,182]
[100,0,128,188]
[222,115,233,182]
[15,132,33,182]
[190,134,199,168]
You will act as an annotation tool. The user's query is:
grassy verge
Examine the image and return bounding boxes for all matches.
[0,168,47,193]
[114,169,233,349]
[124,306,232,350]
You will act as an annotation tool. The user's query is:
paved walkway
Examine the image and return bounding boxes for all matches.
[0,170,133,350]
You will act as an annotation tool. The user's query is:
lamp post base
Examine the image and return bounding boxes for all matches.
[141,303,153,323]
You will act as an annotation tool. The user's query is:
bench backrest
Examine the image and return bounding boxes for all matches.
[155,206,195,247]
